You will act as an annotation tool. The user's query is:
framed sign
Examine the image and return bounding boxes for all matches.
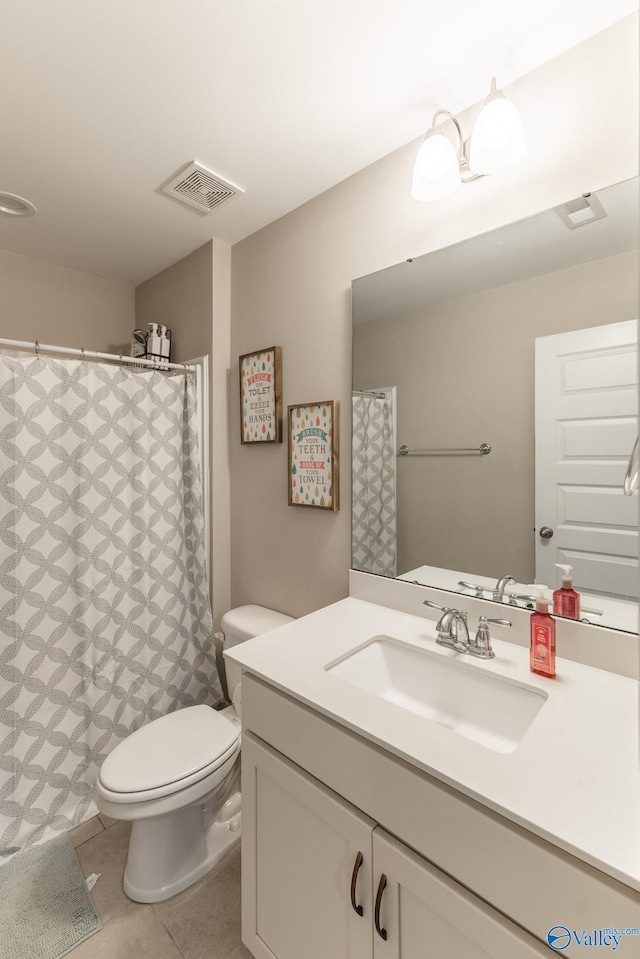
[240,347,282,443]
[288,401,339,510]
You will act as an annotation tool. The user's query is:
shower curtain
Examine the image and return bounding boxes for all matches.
[0,355,223,858]
[351,392,397,577]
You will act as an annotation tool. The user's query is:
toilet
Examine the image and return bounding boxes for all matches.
[95,605,293,903]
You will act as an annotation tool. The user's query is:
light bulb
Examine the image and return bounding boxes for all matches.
[411,129,460,202]
[469,87,526,176]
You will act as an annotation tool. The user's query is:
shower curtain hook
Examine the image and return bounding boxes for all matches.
[81,347,85,362]
[34,340,40,358]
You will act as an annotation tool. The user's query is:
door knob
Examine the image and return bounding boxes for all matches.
[539,526,554,539]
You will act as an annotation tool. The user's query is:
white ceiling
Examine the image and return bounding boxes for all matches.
[0,1,637,287]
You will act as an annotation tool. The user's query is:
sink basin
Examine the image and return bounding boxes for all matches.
[325,636,547,753]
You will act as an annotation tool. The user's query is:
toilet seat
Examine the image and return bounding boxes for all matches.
[98,705,240,803]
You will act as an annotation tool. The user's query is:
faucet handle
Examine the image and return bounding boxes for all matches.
[422,599,449,612]
[468,616,511,659]
[423,599,463,624]
[508,593,537,607]
[458,580,487,598]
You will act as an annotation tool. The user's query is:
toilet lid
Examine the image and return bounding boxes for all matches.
[99,705,239,794]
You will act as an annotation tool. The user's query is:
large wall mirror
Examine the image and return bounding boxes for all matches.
[352,177,639,633]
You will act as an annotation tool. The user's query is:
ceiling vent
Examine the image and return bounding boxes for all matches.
[161,161,244,215]
[554,192,607,230]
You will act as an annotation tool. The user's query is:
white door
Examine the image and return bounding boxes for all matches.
[535,320,638,600]
[241,734,374,959]
[372,829,547,959]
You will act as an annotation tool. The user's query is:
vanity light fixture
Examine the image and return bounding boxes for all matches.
[411,78,526,202]
[0,192,37,217]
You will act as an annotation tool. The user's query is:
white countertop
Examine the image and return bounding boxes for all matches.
[226,596,640,892]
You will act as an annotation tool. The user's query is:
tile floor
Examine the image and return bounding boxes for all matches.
[68,814,252,959]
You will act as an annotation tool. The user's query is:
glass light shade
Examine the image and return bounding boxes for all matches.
[469,92,526,175]
[411,129,461,201]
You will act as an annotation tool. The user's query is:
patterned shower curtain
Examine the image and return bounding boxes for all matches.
[351,392,397,577]
[0,356,223,857]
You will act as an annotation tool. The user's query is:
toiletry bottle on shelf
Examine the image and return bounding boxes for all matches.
[159,325,169,369]
[553,564,581,620]
[528,585,556,679]
[161,326,172,366]
[147,323,161,363]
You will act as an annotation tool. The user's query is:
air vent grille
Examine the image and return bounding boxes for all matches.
[161,161,244,215]
[554,193,607,230]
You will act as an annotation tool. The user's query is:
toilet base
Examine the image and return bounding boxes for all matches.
[123,788,242,903]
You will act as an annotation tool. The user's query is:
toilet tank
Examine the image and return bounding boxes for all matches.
[221,605,294,702]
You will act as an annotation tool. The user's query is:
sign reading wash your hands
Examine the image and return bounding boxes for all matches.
[240,347,282,443]
[288,401,339,511]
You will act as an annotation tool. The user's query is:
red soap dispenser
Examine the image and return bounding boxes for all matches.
[528,585,556,679]
[553,564,581,620]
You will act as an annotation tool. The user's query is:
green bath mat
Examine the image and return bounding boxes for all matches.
[0,833,102,959]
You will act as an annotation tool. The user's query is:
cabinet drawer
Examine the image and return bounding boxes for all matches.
[243,674,640,954]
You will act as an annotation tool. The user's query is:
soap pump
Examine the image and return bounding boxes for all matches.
[553,564,581,620]
[527,585,556,679]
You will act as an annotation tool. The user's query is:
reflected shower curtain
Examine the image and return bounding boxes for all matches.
[0,356,222,857]
[351,392,397,577]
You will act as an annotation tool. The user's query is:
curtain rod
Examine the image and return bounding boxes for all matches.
[0,337,196,374]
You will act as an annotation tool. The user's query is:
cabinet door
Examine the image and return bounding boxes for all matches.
[372,830,548,959]
[242,733,375,959]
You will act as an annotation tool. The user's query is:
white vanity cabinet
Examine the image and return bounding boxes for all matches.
[242,733,373,959]
[239,672,640,959]
[242,733,547,959]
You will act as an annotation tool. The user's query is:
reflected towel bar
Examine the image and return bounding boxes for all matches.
[397,443,491,456]
[353,389,387,399]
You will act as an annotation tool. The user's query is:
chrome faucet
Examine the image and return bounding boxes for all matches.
[423,600,470,653]
[492,574,516,602]
[437,608,471,653]
[423,600,511,659]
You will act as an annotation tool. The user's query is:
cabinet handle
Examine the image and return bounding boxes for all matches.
[350,851,364,916]
[374,873,388,941]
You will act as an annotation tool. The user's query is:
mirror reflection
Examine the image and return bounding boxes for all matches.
[352,177,639,633]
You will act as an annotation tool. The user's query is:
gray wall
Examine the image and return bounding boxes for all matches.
[0,247,134,351]
[135,241,213,364]
[354,250,639,582]
[229,18,639,619]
